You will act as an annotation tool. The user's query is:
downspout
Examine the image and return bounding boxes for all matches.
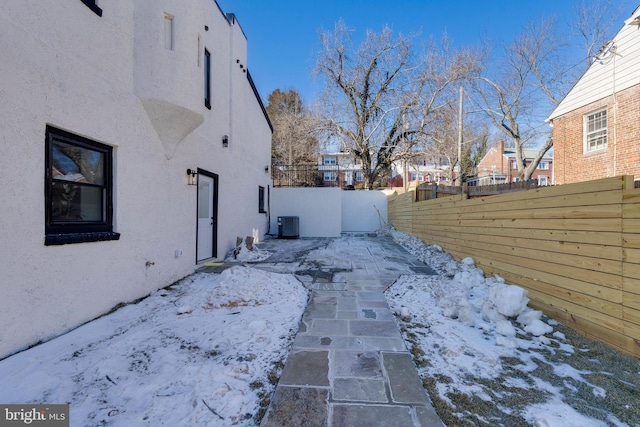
[228,16,234,149]
[612,50,618,177]
[562,119,566,184]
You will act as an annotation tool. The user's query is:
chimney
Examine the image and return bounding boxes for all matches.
[497,140,505,154]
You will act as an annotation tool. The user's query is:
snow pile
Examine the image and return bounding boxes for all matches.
[379,225,462,275]
[402,249,553,349]
[384,226,617,426]
[225,241,272,262]
[0,266,307,426]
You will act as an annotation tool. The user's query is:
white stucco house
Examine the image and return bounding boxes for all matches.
[0,0,273,359]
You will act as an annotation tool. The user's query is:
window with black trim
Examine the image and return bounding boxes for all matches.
[45,126,119,245]
[80,0,102,16]
[258,186,266,213]
[204,48,211,109]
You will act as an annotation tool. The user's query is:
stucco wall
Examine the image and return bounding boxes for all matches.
[0,1,272,358]
[269,188,388,237]
[270,188,342,237]
[341,191,388,232]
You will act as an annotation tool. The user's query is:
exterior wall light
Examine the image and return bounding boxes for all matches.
[222,135,229,147]
[265,165,269,173]
[186,168,197,185]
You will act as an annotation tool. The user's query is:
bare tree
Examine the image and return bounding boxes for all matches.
[472,1,629,182]
[572,0,624,68]
[472,18,564,182]
[266,89,319,166]
[423,99,489,183]
[315,21,479,189]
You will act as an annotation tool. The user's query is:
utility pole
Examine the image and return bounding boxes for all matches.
[402,113,408,192]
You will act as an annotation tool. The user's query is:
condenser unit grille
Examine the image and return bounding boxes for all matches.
[278,216,299,239]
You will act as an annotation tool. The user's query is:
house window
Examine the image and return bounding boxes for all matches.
[45,126,119,245]
[324,156,336,165]
[584,108,607,152]
[80,0,102,16]
[164,13,174,50]
[324,172,337,181]
[204,48,211,109]
[355,172,364,182]
[537,161,549,170]
[538,176,548,186]
[258,186,266,213]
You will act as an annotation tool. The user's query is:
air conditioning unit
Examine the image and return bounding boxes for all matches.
[278,216,299,239]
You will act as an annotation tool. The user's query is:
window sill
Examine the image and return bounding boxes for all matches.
[45,231,120,246]
[583,147,608,157]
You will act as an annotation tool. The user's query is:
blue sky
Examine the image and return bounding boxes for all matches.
[216,0,638,105]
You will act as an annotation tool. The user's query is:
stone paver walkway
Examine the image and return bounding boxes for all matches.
[252,234,444,427]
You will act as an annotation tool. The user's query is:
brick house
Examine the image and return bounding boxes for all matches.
[468,140,553,186]
[547,6,640,185]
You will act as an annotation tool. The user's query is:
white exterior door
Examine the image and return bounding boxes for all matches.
[197,172,217,261]
[345,171,353,186]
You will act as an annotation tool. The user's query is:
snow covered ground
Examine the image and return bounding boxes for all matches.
[381,226,640,427]
[1,229,638,426]
[0,266,307,426]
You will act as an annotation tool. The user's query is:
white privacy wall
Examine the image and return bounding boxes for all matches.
[341,190,388,232]
[270,188,342,237]
[269,188,389,237]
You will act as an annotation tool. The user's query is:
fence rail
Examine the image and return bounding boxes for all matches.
[416,180,540,201]
[272,164,394,188]
[388,175,640,358]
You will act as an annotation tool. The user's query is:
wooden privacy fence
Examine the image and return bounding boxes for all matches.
[388,175,640,358]
[416,180,539,201]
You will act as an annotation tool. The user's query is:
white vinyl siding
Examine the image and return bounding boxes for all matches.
[548,10,640,121]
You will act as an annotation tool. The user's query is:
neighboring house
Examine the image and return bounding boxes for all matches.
[0,1,272,359]
[273,152,367,188]
[547,6,640,185]
[468,140,554,186]
[318,153,365,188]
[396,157,452,185]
